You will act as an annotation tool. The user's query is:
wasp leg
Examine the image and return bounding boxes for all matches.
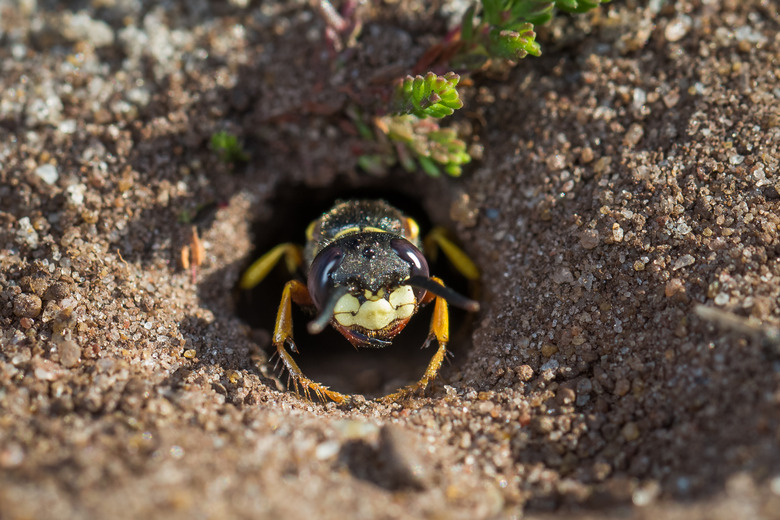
[240,243,303,290]
[381,277,450,403]
[272,279,349,404]
[424,227,479,281]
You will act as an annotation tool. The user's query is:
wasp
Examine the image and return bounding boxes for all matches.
[240,199,480,403]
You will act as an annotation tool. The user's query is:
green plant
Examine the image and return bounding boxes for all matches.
[328,0,608,177]
[211,131,249,164]
[455,0,608,68]
[391,72,463,119]
[364,73,468,177]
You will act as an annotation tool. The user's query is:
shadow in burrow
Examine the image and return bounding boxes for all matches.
[190,176,484,401]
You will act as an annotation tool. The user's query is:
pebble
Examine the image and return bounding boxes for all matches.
[673,254,695,270]
[622,422,640,441]
[314,441,340,461]
[580,230,600,250]
[665,278,686,299]
[552,267,574,284]
[16,217,40,249]
[13,293,42,318]
[0,444,25,468]
[729,154,745,166]
[614,378,630,397]
[61,12,115,47]
[541,343,558,357]
[58,340,81,368]
[34,164,59,185]
[665,15,691,42]
[623,124,644,147]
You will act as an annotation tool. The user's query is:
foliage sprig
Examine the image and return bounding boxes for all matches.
[456,0,607,69]
[374,115,471,178]
[210,131,249,164]
[391,72,463,119]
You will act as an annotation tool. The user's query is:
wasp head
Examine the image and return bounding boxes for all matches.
[306,232,429,347]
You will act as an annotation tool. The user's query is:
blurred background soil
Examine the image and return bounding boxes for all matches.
[1,0,779,518]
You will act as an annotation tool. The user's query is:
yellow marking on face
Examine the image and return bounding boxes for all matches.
[332,226,388,240]
[334,286,416,330]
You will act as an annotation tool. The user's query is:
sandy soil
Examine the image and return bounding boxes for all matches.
[1,0,780,518]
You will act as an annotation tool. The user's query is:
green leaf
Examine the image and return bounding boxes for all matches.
[461,4,477,42]
[555,0,608,14]
[487,24,541,60]
[210,131,249,163]
[417,156,442,177]
[510,0,555,25]
[481,0,504,26]
[391,72,464,119]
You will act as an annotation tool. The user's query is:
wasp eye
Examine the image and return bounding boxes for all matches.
[391,238,430,298]
[307,246,343,309]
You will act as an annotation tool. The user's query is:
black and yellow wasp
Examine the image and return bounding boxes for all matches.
[240,199,479,403]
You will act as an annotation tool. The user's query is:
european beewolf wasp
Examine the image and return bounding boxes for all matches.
[240,199,479,403]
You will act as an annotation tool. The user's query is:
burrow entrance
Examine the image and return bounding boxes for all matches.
[235,176,479,398]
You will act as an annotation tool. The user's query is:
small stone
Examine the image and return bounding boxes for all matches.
[612,223,624,242]
[0,443,25,468]
[729,154,745,166]
[614,378,631,397]
[35,163,59,185]
[622,422,640,441]
[663,90,680,109]
[33,357,63,381]
[516,365,534,382]
[580,230,600,249]
[532,416,555,434]
[541,343,558,358]
[16,217,40,249]
[580,147,594,163]
[45,282,71,301]
[714,293,730,306]
[557,387,576,405]
[665,278,687,299]
[540,358,559,373]
[633,260,645,271]
[665,15,691,42]
[632,480,661,506]
[623,124,644,147]
[334,420,379,440]
[61,12,115,47]
[14,293,42,318]
[593,156,612,175]
[552,267,574,284]
[673,254,695,270]
[315,441,340,461]
[58,340,81,368]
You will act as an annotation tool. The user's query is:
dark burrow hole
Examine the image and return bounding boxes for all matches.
[235,177,478,398]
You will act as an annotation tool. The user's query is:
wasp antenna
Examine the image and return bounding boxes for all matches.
[307,286,349,334]
[404,275,480,312]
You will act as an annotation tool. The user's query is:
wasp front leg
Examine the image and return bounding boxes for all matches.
[381,277,450,403]
[272,279,349,404]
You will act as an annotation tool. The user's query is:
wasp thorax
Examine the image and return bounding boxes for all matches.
[333,285,416,331]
